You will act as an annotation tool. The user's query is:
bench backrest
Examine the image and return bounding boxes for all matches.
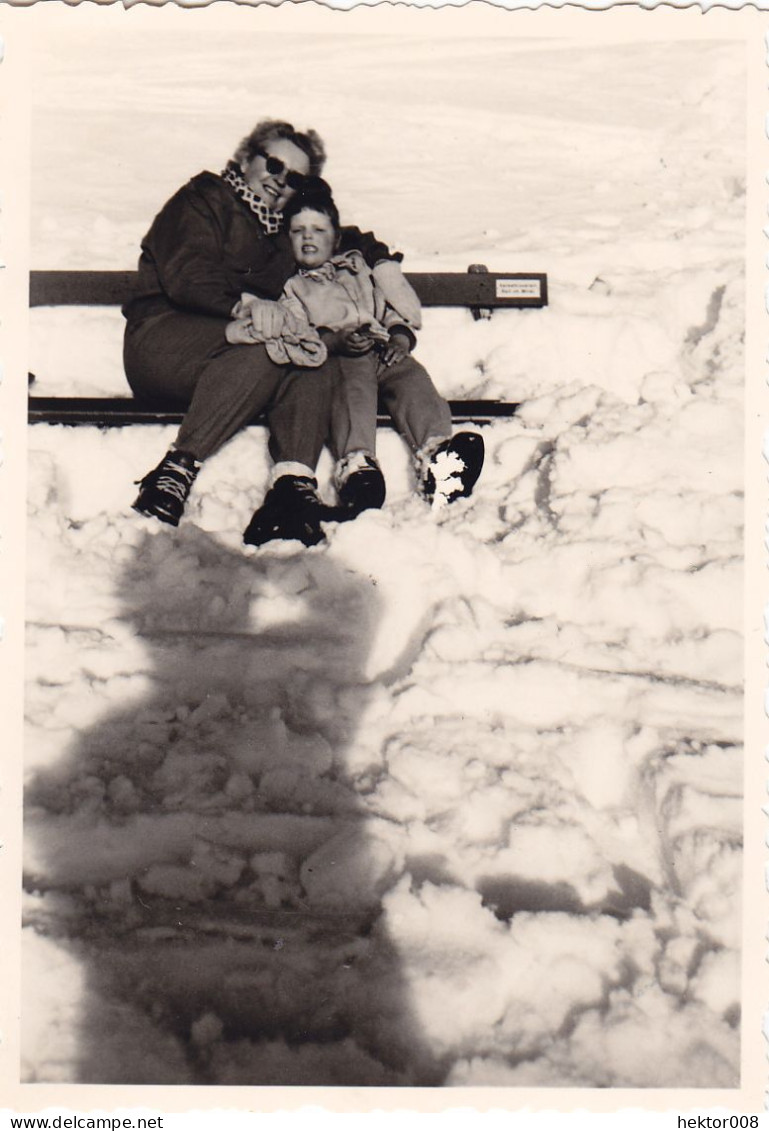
[29,269,548,310]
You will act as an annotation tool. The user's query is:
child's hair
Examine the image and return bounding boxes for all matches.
[282,176,340,233]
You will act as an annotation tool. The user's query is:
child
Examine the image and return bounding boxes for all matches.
[227,180,484,517]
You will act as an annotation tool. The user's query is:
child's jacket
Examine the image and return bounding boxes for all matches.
[234,249,422,367]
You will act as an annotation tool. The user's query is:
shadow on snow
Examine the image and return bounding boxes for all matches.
[24,525,443,1086]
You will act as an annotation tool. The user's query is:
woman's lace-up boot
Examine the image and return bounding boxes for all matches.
[243,474,331,548]
[132,449,200,527]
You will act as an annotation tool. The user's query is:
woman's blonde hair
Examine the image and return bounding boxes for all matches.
[233,119,326,177]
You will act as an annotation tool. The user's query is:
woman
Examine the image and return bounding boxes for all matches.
[124,118,396,547]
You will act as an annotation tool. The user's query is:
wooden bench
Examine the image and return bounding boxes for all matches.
[28,267,548,427]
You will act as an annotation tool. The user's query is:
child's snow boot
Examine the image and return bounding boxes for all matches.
[132,449,200,527]
[335,450,386,518]
[419,432,485,506]
[243,474,330,548]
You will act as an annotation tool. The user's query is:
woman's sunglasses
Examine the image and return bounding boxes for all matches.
[256,148,307,190]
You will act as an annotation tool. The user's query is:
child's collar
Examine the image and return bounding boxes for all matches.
[297,250,365,280]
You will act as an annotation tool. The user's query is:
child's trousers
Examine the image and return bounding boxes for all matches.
[331,351,453,461]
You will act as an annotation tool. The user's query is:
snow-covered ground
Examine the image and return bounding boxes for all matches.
[21,19,745,1089]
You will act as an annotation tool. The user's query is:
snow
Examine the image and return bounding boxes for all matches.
[20,18,745,1092]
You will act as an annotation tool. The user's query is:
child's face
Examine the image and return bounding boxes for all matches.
[288,208,337,269]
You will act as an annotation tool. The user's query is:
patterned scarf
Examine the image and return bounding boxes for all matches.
[221,161,283,235]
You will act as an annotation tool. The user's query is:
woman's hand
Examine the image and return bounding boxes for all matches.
[234,294,287,340]
[381,331,411,367]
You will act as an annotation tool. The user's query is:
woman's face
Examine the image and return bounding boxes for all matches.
[288,208,337,269]
[242,138,311,212]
